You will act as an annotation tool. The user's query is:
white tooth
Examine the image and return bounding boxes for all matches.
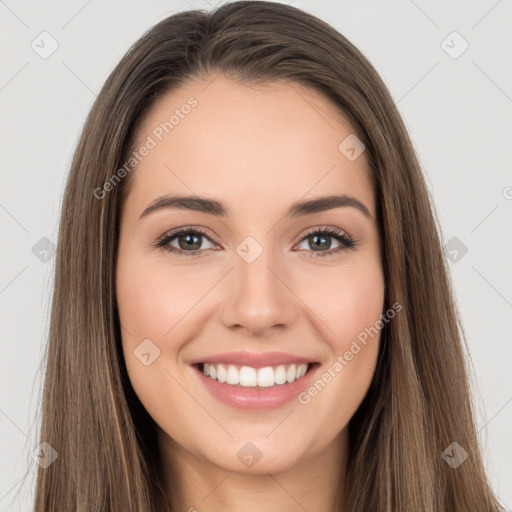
[257,366,275,387]
[217,364,227,383]
[274,365,287,385]
[226,364,240,385]
[286,364,297,383]
[205,362,309,386]
[239,366,257,387]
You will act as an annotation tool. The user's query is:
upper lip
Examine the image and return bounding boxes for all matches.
[189,351,318,368]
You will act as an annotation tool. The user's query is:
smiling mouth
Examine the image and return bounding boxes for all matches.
[193,362,320,389]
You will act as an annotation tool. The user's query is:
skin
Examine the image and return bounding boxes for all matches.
[116,74,385,512]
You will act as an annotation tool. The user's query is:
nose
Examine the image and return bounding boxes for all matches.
[219,248,298,337]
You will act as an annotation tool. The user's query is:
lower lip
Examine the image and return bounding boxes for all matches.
[193,364,319,410]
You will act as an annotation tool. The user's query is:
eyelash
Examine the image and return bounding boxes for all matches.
[154,226,356,259]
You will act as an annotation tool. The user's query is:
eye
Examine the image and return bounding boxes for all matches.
[155,226,356,258]
[155,227,218,257]
[294,226,356,258]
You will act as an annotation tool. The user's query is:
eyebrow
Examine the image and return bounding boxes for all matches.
[138,193,372,220]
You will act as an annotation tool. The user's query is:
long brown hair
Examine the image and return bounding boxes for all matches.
[33,1,504,510]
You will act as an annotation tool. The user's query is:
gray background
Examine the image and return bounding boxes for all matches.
[1,0,511,509]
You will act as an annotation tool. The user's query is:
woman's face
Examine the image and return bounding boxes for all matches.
[116,74,385,475]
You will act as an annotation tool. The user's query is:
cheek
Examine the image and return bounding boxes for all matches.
[299,254,385,355]
[116,253,200,428]
[330,274,384,355]
[328,262,384,390]
[293,257,384,440]
[116,253,206,340]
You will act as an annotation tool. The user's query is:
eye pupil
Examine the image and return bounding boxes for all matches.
[309,234,331,251]
[179,233,202,250]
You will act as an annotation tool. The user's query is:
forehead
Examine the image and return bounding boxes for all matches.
[126,74,375,221]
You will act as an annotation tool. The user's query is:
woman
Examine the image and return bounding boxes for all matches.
[33,1,504,510]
